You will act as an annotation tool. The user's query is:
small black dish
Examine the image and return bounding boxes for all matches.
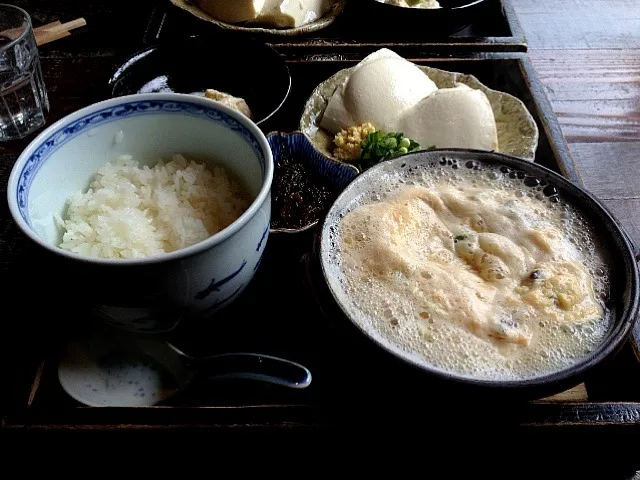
[108,35,291,126]
[364,0,491,36]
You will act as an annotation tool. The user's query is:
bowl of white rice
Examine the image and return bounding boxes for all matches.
[7,93,273,332]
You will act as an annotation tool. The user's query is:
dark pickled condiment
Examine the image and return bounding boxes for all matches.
[271,154,335,230]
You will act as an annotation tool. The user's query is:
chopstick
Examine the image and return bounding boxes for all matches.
[0,17,86,46]
[35,18,87,46]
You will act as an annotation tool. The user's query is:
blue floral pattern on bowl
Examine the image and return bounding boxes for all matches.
[267,131,359,233]
[16,99,266,226]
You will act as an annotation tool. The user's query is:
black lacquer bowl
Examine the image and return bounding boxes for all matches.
[108,35,291,126]
[363,0,491,36]
[318,148,640,400]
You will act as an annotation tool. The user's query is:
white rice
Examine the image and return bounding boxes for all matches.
[58,154,251,259]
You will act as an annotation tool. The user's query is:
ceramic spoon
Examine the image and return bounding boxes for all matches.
[58,331,312,407]
[141,339,312,389]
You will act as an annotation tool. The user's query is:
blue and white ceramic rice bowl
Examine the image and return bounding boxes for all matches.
[7,93,273,332]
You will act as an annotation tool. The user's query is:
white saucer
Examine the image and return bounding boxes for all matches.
[58,330,182,407]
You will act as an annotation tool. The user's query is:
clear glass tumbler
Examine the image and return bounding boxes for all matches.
[0,4,49,141]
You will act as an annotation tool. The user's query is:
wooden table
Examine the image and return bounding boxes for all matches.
[512,0,640,250]
[1,0,639,463]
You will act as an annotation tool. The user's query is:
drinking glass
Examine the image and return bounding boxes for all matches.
[0,4,49,141]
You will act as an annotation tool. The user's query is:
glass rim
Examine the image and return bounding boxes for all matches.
[0,3,33,53]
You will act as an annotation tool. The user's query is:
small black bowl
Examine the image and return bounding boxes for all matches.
[108,35,291,126]
[364,0,490,36]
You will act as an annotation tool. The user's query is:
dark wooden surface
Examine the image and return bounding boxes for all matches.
[1,0,639,459]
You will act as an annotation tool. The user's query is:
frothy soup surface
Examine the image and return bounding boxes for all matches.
[329,159,610,381]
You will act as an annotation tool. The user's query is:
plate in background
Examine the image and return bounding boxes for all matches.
[364,0,490,36]
[169,0,346,36]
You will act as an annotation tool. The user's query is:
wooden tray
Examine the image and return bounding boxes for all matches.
[142,0,528,55]
[3,52,639,438]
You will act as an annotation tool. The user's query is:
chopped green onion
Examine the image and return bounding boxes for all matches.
[359,131,421,169]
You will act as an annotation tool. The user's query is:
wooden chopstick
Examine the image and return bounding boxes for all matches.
[0,17,86,46]
[33,20,63,32]
[35,18,86,46]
